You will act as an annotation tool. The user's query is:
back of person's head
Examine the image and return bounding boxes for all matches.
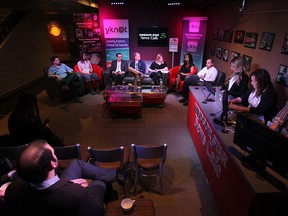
[250,69,273,95]
[50,56,58,62]
[230,56,246,74]
[17,140,55,184]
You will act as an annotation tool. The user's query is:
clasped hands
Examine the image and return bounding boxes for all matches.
[113,71,125,75]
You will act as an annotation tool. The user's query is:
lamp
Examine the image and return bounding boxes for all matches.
[168,0,181,6]
[50,26,61,37]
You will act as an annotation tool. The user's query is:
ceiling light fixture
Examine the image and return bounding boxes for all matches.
[168,1,181,6]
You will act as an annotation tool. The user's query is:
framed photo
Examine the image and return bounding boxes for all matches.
[216,47,222,59]
[243,32,258,48]
[231,51,240,61]
[276,64,288,87]
[224,30,233,43]
[213,29,219,40]
[210,44,216,56]
[223,49,229,62]
[234,30,245,44]
[218,29,224,41]
[259,32,274,51]
[243,55,252,72]
[281,34,288,55]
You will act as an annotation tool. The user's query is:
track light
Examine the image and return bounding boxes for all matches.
[239,0,248,13]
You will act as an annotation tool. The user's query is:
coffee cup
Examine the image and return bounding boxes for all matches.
[121,198,135,212]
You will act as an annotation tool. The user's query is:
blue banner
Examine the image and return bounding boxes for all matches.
[180,17,208,70]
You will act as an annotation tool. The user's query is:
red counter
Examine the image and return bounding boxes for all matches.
[187,86,288,216]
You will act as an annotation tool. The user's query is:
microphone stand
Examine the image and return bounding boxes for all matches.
[213,72,240,131]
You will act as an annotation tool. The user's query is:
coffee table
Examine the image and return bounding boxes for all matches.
[103,85,142,119]
[141,85,166,107]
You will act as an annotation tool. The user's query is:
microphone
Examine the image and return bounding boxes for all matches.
[224,72,240,84]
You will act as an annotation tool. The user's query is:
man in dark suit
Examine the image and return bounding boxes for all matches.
[4,140,123,216]
[109,52,128,85]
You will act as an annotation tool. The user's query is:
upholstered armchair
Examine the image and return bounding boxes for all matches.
[43,68,85,102]
[168,65,198,92]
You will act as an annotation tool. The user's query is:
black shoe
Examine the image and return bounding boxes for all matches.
[166,89,172,94]
[90,90,96,95]
[179,98,187,103]
[183,101,188,106]
[115,168,130,185]
[96,89,100,94]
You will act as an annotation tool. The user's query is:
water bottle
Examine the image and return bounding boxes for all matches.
[151,81,154,91]
[159,79,163,91]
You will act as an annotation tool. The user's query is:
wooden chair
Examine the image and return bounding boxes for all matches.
[87,146,130,197]
[53,144,82,173]
[0,144,28,169]
[131,143,168,195]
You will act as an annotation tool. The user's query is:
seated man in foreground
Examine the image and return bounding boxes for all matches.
[4,140,124,216]
[179,58,218,106]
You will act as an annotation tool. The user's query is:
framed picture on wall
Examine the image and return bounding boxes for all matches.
[213,29,219,40]
[218,29,224,41]
[231,51,240,61]
[281,34,288,55]
[216,47,222,59]
[276,64,288,87]
[223,49,229,62]
[224,30,233,43]
[234,30,245,44]
[259,32,274,51]
[243,32,258,48]
[243,55,252,72]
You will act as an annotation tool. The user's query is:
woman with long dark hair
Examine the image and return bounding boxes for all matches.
[229,69,278,123]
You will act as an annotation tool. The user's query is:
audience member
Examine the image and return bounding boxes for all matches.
[148,54,169,88]
[4,140,124,216]
[229,69,277,123]
[269,100,288,136]
[77,52,100,94]
[166,53,196,94]
[8,92,65,147]
[128,52,147,86]
[178,58,218,106]
[109,53,128,85]
[48,56,82,103]
[226,56,249,98]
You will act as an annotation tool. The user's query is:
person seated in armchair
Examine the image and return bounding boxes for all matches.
[128,52,147,86]
[48,56,82,103]
[179,58,218,106]
[110,53,128,85]
[148,54,169,88]
[77,52,100,94]
[166,53,195,94]
[4,140,126,216]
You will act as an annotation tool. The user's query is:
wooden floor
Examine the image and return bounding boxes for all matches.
[0,89,219,216]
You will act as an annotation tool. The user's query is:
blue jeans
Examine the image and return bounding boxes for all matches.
[82,73,99,82]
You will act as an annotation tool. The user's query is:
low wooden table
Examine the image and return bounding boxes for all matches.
[105,198,156,216]
[104,85,142,118]
[142,86,166,107]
